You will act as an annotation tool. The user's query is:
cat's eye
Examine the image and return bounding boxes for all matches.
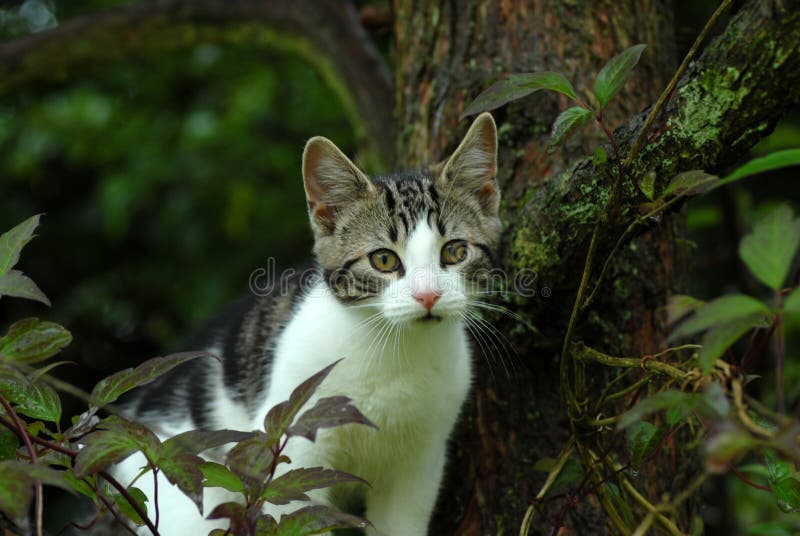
[369,249,402,273]
[441,240,468,265]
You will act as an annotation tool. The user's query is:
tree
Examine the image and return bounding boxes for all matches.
[1,0,799,533]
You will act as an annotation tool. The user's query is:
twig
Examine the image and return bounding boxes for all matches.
[572,342,689,380]
[153,466,160,529]
[94,486,138,536]
[0,394,43,536]
[728,464,771,492]
[621,0,734,174]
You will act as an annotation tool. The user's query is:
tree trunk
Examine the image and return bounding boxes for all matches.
[392,1,800,534]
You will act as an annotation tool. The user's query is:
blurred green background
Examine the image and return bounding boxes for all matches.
[0,0,798,534]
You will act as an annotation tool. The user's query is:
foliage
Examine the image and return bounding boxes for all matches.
[0,217,375,536]
[466,31,800,534]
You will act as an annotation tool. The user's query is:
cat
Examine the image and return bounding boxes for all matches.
[112,111,502,535]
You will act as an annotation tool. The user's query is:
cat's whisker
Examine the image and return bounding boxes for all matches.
[464,309,518,380]
[459,312,497,381]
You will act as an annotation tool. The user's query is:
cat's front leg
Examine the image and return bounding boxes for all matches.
[364,445,446,536]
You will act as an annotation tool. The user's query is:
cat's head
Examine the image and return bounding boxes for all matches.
[302,112,502,324]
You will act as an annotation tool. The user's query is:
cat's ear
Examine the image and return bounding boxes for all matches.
[302,137,375,233]
[438,112,499,216]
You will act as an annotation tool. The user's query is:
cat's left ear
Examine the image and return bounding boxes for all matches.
[302,137,375,234]
[438,112,499,216]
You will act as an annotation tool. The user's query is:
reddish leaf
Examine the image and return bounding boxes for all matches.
[275,504,369,535]
[161,429,253,458]
[262,467,367,505]
[263,359,343,445]
[75,418,161,478]
[158,453,205,513]
[0,318,71,364]
[89,351,211,408]
[226,433,275,484]
[288,396,377,442]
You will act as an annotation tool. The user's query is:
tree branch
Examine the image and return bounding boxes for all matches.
[511,0,800,325]
[0,0,395,168]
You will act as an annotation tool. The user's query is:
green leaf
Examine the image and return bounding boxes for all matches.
[669,294,772,340]
[273,505,369,535]
[226,433,275,484]
[665,295,705,326]
[0,364,61,422]
[288,396,376,442]
[603,482,634,527]
[462,72,578,118]
[200,461,245,493]
[89,351,209,408]
[158,453,205,514]
[161,429,253,459]
[638,171,656,201]
[773,476,800,513]
[699,315,769,373]
[0,318,71,364]
[664,170,719,197]
[718,149,800,188]
[549,106,592,147]
[0,428,18,460]
[618,390,699,429]
[739,205,800,290]
[263,359,343,445]
[0,270,50,306]
[627,421,663,469]
[0,214,41,277]
[705,424,757,473]
[0,463,33,519]
[113,486,148,526]
[784,287,800,314]
[261,467,367,506]
[592,145,607,166]
[766,450,793,483]
[548,458,583,496]
[74,418,161,478]
[594,44,647,108]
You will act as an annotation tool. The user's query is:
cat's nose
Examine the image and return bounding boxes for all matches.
[413,290,441,310]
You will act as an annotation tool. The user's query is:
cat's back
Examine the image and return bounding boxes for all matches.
[126,273,306,431]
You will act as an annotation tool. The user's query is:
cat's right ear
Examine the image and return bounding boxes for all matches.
[302,137,375,234]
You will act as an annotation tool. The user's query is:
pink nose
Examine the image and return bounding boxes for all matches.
[413,290,441,311]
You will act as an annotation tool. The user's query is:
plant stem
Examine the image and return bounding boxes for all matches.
[0,394,43,536]
[621,0,734,174]
[153,466,160,529]
[775,290,786,414]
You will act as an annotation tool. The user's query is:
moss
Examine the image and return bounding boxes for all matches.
[511,222,560,273]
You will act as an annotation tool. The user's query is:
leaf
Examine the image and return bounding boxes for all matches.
[261,467,367,506]
[0,318,71,364]
[592,145,607,166]
[739,205,800,290]
[704,423,756,473]
[669,294,772,340]
[773,477,800,513]
[226,433,275,483]
[113,486,148,526]
[701,381,731,419]
[158,453,205,514]
[717,149,800,188]
[663,170,719,197]
[0,364,61,422]
[548,458,583,496]
[0,214,41,276]
[699,315,768,373]
[161,429,253,458]
[618,390,699,429]
[89,351,209,408]
[627,421,664,469]
[0,428,18,460]
[784,287,800,314]
[74,418,161,478]
[549,106,592,147]
[207,501,249,535]
[0,270,50,306]
[288,396,377,442]
[263,359,343,445]
[665,295,705,326]
[0,463,32,519]
[462,72,578,118]
[200,461,245,493]
[603,482,634,527]
[594,44,647,108]
[638,171,656,201]
[766,450,793,483]
[273,505,369,535]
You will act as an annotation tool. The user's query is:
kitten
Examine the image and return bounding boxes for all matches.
[113,112,502,535]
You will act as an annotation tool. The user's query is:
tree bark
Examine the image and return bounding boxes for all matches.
[393,0,800,534]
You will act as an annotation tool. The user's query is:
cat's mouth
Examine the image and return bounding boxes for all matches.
[416,312,442,323]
